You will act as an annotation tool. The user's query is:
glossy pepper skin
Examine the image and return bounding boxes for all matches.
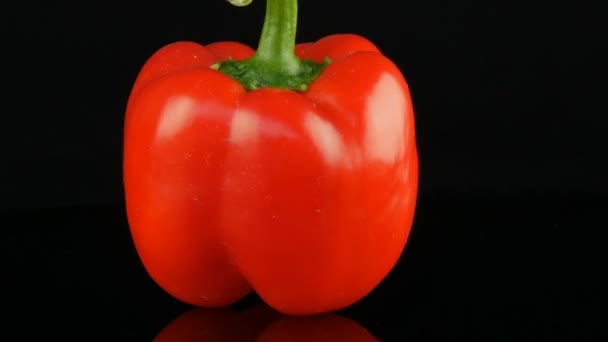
[123,0,418,316]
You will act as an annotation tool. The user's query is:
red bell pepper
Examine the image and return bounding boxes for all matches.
[123,0,418,316]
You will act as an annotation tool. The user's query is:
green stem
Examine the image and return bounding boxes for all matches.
[254,0,299,73]
[217,0,329,91]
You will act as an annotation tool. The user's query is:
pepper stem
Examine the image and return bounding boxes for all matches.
[217,0,329,91]
[227,0,252,6]
[253,0,299,74]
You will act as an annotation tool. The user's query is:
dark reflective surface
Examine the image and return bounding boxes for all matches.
[154,304,280,341]
[154,304,378,341]
[5,192,604,339]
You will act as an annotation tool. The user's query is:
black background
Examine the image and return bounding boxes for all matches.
[3,0,605,339]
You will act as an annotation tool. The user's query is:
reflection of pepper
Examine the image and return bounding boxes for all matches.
[258,314,379,342]
[153,305,279,341]
[123,0,418,315]
[154,305,378,342]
